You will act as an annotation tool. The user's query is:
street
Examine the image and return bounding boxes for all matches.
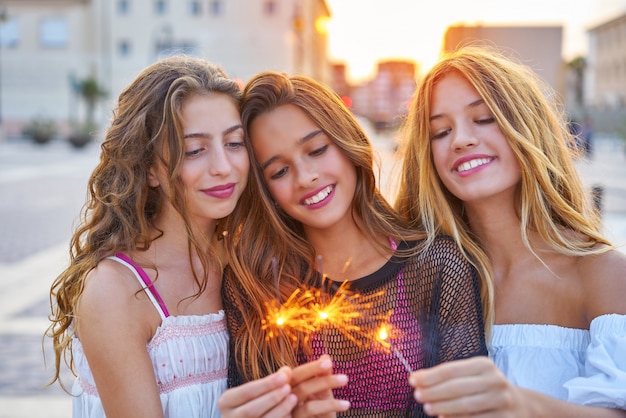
[0,128,624,418]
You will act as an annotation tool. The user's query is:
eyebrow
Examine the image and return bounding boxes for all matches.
[429,99,485,121]
[183,123,243,139]
[261,129,323,170]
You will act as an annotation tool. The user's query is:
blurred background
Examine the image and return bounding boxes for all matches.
[0,1,625,417]
[1,0,626,142]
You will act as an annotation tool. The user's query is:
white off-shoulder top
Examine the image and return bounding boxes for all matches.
[489,314,626,409]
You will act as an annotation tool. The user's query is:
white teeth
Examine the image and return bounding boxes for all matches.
[457,158,491,173]
[304,186,333,205]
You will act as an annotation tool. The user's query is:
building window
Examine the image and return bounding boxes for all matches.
[118,0,130,14]
[40,18,68,48]
[155,40,198,59]
[0,18,19,48]
[155,0,167,15]
[264,0,277,16]
[118,39,131,57]
[209,0,222,16]
[189,0,201,16]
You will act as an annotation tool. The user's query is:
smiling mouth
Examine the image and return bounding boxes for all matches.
[456,158,493,173]
[303,185,333,205]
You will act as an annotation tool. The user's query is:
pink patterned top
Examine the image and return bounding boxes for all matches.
[71,254,228,417]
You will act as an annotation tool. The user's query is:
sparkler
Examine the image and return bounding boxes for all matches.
[261,256,414,374]
[376,323,413,374]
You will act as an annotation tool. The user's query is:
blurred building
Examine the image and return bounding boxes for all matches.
[0,0,330,138]
[586,12,626,109]
[443,25,564,98]
[346,59,417,130]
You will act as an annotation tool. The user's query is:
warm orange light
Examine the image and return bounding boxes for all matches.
[341,95,352,108]
[315,16,330,35]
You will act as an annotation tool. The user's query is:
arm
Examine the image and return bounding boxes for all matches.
[76,260,164,417]
[410,356,626,418]
[409,246,626,417]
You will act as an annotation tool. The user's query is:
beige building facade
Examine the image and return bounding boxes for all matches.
[0,0,330,138]
[586,12,626,109]
[443,25,564,99]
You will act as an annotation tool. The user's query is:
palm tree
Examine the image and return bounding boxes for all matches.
[567,56,586,108]
[78,76,107,126]
[69,75,107,147]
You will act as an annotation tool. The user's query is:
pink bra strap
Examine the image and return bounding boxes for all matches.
[114,253,170,317]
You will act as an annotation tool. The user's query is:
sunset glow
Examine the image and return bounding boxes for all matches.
[325,0,626,82]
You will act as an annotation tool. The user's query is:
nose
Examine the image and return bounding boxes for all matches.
[295,160,318,187]
[208,147,232,176]
[450,122,478,150]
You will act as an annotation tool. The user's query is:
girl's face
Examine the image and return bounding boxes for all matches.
[151,93,249,228]
[249,104,357,234]
[429,72,521,206]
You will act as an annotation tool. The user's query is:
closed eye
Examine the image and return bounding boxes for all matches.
[185,148,205,158]
[269,167,288,180]
[431,129,451,140]
[310,144,328,156]
[476,117,495,125]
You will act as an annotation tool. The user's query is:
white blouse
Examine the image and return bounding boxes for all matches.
[71,255,228,417]
[489,314,626,409]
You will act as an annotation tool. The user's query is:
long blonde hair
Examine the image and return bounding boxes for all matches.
[395,46,611,331]
[224,71,425,381]
[46,55,242,389]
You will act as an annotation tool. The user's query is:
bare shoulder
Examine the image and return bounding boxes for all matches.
[76,257,157,339]
[79,258,141,311]
[579,248,626,319]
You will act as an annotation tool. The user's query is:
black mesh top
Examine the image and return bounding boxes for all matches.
[223,235,487,417]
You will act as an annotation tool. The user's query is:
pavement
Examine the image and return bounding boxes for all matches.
[0,130,624,418]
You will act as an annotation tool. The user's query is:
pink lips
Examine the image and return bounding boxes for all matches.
[203,183,236,199]
[452,154,494,177]
[300,185,335,209]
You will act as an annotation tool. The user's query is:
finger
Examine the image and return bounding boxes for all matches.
[423,388,513,418]
[256,393,299,418]
[414,361,506,404]
[409,356,493,388]
[293,398,351,418]
[221,386,297,418]
[219,368,290,407]
[416,371,511,417]
[291,373,348,402]
[218,368,292,414]
[290,355,333,386]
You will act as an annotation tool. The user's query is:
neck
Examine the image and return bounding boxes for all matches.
[304,216,391,281]
[150,203,217,260]
[465,200,527,267]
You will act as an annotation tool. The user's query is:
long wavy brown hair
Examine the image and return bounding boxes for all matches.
[395,46,612,333]
[46,55,242,389]
[223,72,426,381]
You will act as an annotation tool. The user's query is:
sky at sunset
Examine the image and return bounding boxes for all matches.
[325,0,626,82]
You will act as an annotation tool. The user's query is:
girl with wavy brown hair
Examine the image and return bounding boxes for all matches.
[46,55,249,417]
[217,71,487,417]
[397,46,626,416]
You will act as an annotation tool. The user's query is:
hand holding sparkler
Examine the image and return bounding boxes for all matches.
[217,356,350,418]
